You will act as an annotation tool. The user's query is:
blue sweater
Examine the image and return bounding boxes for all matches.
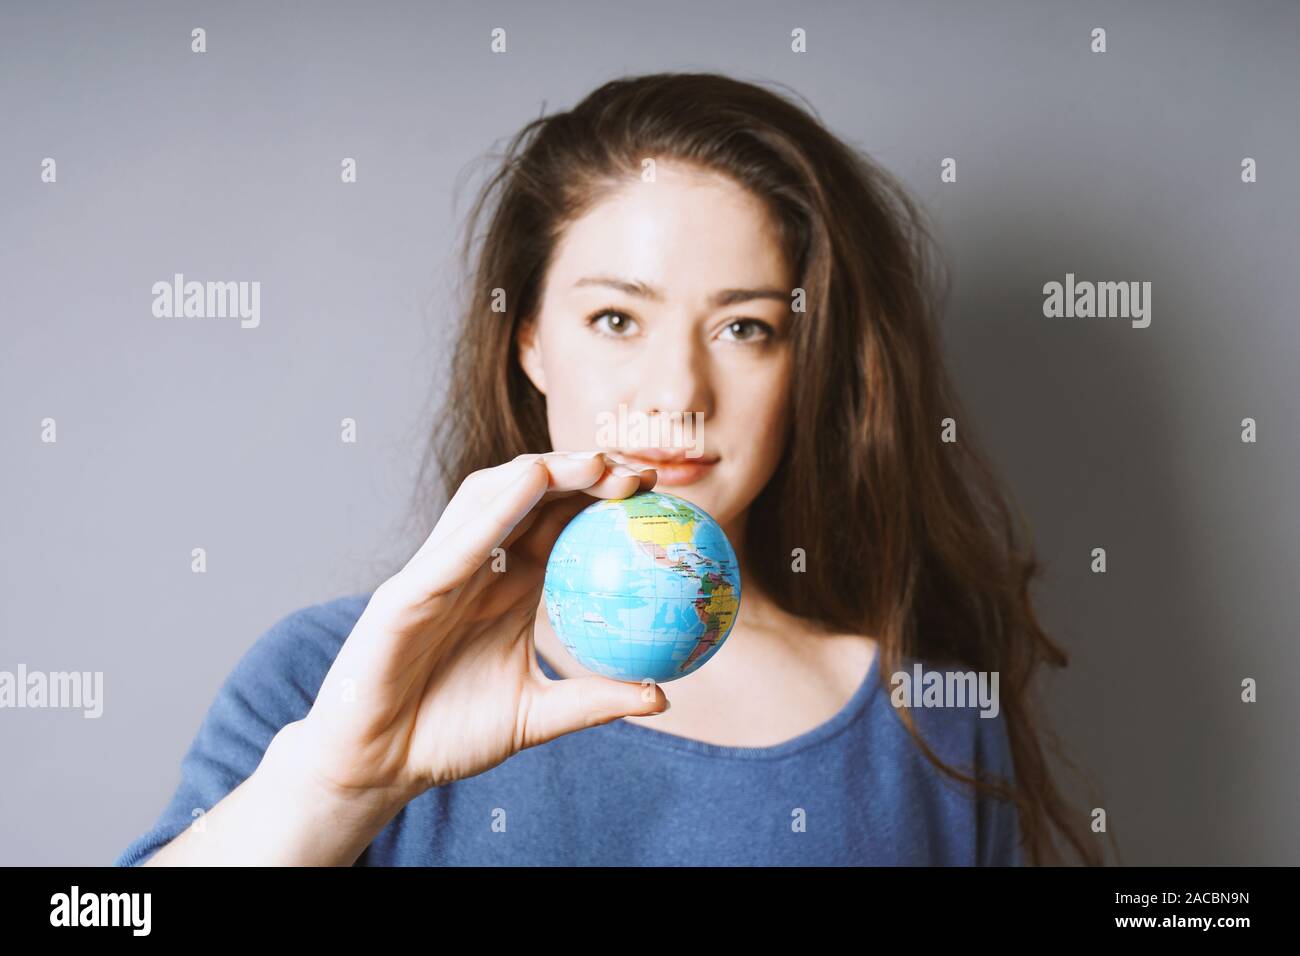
[113,593,1023,866]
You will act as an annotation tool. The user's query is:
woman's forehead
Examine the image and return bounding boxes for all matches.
[545,181,792,301]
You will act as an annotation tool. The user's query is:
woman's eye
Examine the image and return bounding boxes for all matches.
[588,310,639,336]
[719,319,773,343]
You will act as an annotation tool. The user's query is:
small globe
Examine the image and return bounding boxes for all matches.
[542,490,742,683]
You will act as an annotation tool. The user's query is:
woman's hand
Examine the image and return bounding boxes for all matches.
[284,451,667,811]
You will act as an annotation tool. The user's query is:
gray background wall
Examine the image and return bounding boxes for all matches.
[1,0,1296,865]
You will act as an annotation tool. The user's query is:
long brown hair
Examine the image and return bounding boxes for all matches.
[412,71,1115,866]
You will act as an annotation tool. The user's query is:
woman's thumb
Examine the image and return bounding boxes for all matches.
[522,674,670,748]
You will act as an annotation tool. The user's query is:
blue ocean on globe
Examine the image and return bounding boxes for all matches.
[542,490,742,683]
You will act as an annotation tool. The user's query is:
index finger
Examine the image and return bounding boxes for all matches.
[501,454,659,552]
[412,451,654,569]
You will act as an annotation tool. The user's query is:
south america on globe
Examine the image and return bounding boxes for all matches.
[542,490,742,683]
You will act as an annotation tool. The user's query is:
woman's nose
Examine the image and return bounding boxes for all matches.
[628,333,713,424]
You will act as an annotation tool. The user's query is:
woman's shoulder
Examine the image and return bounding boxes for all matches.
[876,655,1014,777]
[110,592,377,867]
[261,591,374,649]
[235,591,375,686]
[273,590,374,634]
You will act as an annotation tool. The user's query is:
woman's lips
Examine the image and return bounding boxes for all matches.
[618,451,718,487]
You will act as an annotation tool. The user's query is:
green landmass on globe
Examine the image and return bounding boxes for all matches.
[542,490,742,683]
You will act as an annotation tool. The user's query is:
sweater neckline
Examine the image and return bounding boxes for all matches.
[533,643,881,760]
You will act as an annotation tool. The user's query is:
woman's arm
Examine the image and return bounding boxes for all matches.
[122,451,666,866]
[140,719,415,866]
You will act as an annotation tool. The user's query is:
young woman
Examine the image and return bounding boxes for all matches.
[115,72,1105,867]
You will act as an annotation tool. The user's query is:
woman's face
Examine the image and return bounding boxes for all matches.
[517,161,795,535]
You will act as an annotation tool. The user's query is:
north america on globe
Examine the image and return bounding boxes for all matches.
[542,490,742,683]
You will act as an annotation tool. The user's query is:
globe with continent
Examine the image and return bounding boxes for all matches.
[542,490,742,683]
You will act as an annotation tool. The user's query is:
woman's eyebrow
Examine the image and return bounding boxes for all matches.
[573,276,788,307]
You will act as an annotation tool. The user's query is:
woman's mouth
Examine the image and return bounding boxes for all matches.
[617,449,719,487]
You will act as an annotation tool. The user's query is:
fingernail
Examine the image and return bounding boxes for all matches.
[605,453,654,473]
[659,698,671,713]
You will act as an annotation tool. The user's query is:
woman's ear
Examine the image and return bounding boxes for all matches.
[516,316,547,395]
